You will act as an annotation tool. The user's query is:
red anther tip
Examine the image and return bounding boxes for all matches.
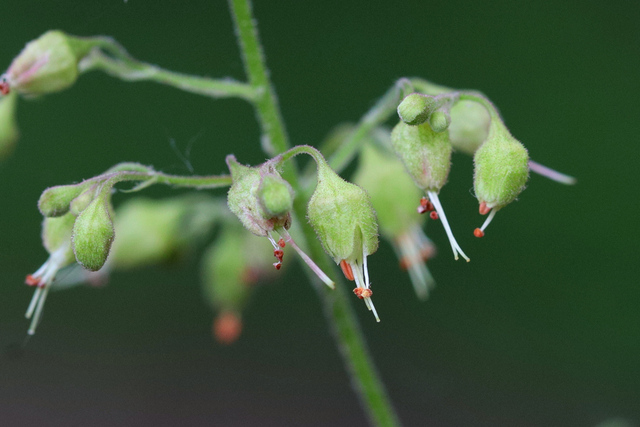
[429,211,439,220]
[474,228,485,238]
[277,238,286,248]
[479,202,491,215]
[353,288,372,299]
[420,197,428,207]
[340,259,354,281]
[25,275,39,287]
[273,262,282,270]
[273,249,284,262]
[0,81,10,95]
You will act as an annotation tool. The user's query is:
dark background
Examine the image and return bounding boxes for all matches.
[1,1,638,426]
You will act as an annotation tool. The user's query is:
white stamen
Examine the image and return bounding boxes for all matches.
[529,160,577,185]
[394,231,435,300]
[363,248,370,289]
[26,287,43,319]
[281,229,334,289]
[427,191,470,262]
[350,259,380,322]
[28,284,51,335]
[480,208,498,232]
[266,232,279,250]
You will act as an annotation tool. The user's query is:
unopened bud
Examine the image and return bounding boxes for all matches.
[3,31,92,96]
[397,93,436,125]
[258,173,294,218]
[38,182,93,217]
[72,194,115,271]
[448,100,491,155]
[428,110,451,133]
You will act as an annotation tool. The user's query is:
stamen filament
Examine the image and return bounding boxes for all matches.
[480,208,497,232]
[529,160,576,185]
[427,191,470,262]
[28,283,51,335]
[281,230,335,289]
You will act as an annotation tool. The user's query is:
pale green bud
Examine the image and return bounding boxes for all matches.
[0,92,19,159]
[258,173,294,218]
[473,124,529,210]
[4,31,91,96]
[226,155,291,236]
[307,160,378,264]
[397,93,436,125]
[72,194,115,271]
[69,185,99,216]
[38,181,94,217]
[428,110,451,133]
[390,121,452,192]
[448,100,491,155]
[352,142,423,237]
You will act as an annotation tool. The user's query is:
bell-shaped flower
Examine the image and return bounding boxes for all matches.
[226,155,334,288]
[307,154,380,321]
[24,213,77,335]
[391,116,469,262]
[353,140,436,300]
[473,117,529,237]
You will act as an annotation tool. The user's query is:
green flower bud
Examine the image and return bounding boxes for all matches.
[38,181,94,217]
[473,121,529,236]
[3,31,91,96]
[258,173,294,218]
[390,121,451,192]
[0,91,19,159]
[397,93,436,125]
[226,155,291,237]
[448,100,490,155]
[72,194,115,271]
[307,157,379,320]
[428,110,451,133]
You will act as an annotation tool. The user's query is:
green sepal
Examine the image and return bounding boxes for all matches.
[307,158,378,263]
[473,122,529,209]
[72,194,115,271]
[390,121,452,192]
[226,155,291,236]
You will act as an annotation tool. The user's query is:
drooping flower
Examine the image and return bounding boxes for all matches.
[226,155,334,288]
[353,138,437,299]
[306,152,380,321]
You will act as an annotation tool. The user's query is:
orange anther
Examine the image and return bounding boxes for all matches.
[278,238,286,248]
[25,275,39,287]
[353,288,373,299]
[273,249,284,262]
[340,259,354,281]
[473,228,485,238]
[273,262,282,270]
[429,211,439,220]
[213,311,243,345]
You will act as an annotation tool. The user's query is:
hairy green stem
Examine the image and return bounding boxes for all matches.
[228,1,401,425]
[78,41,256,101]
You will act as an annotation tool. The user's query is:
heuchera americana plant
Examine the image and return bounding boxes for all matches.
[1,2,575,425]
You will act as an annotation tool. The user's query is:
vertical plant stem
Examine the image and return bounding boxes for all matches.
[228,1,401,425]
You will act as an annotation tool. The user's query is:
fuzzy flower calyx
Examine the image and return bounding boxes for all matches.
[307,152,380,321]
[226,154,334,288]
[2,31,93,97]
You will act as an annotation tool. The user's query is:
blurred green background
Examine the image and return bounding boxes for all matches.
[1,1,638,426]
